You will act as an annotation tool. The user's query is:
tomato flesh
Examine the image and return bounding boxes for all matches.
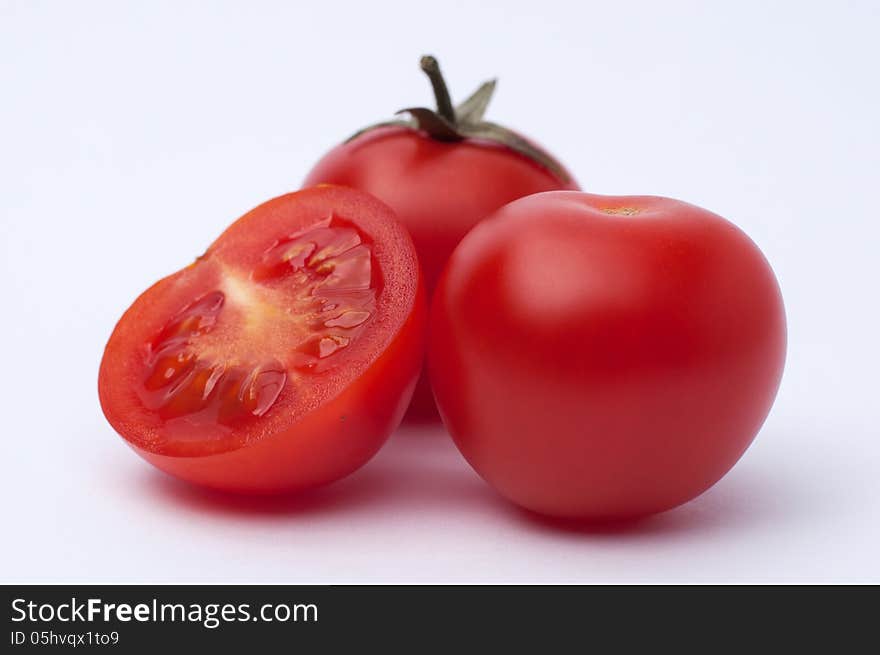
[139,290,287,426]
[99,186,425,491]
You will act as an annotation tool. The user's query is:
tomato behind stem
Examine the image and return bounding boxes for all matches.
[305,56,578,420]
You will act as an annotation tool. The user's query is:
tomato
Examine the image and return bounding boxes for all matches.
[99,186,425,493]
[304,56,578,419]
[429,191,786,520]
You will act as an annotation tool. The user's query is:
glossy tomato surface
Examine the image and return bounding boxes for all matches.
[99,186,425,493]
[305,126,578,418]
[430,191,786,519]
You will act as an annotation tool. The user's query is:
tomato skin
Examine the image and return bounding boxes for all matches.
[99,186,425,493]
[429,191,786,520]
[305,126,578,418]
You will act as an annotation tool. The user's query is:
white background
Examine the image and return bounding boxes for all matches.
[2,1,878,583]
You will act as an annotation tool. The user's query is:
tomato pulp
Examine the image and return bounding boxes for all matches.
[305,56,578,419]
[430,191,786,519]
[99,186,425,492]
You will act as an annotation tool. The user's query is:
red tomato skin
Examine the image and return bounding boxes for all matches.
[99,186,426,493]
[429,191,786,520]
[305,126,578,418]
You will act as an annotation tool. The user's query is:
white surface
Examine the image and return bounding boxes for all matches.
[1,0,878,584]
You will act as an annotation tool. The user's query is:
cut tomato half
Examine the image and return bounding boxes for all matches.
[99,185,425,492]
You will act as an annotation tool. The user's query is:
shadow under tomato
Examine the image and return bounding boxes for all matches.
[137,425,812,543]
[501,450,815,540]
[138,425,495,520]
[506,502,733,538]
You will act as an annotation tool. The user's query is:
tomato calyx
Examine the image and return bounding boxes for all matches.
[347,55,572,184]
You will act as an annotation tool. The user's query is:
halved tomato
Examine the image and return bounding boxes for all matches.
[99,185,425,493]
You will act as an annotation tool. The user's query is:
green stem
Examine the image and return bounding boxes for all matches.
[419,55,456,124]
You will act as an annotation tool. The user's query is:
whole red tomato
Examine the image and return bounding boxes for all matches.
[430,191,786,520]
[305,56,578,419]
[99,186,425,493]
